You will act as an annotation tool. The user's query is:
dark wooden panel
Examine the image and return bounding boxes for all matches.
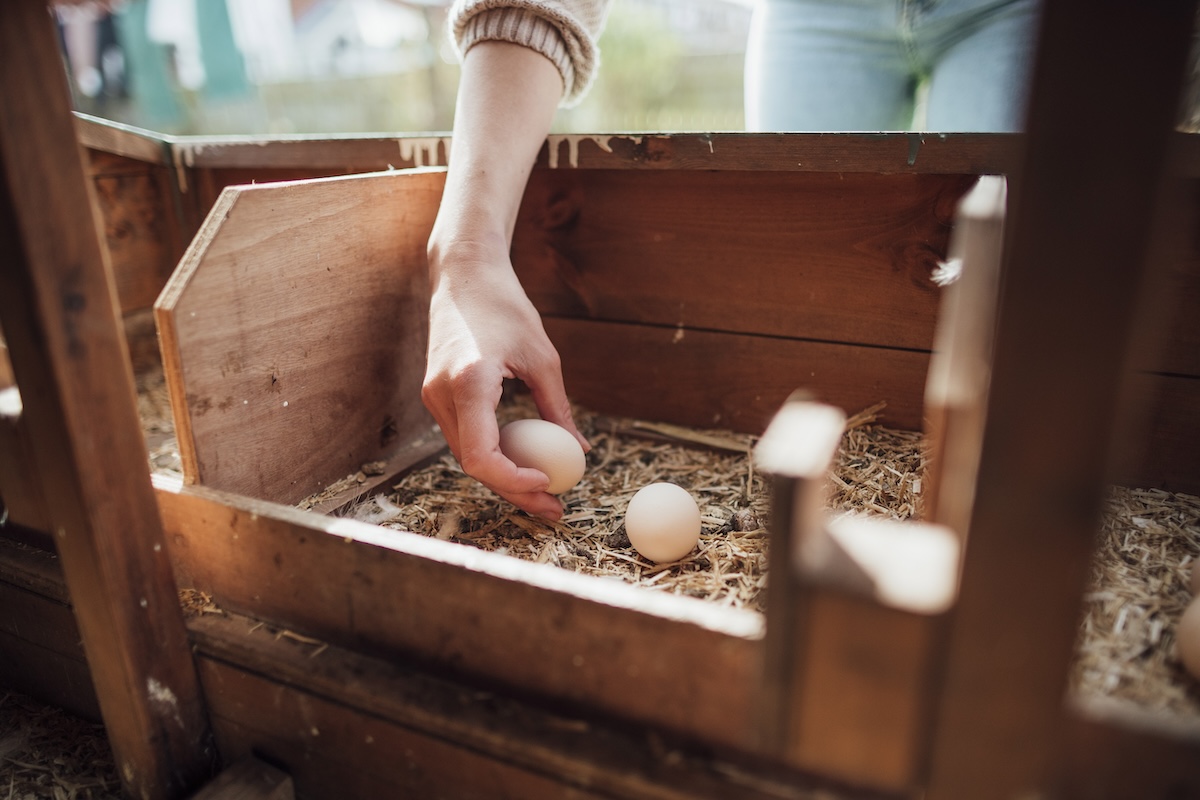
[546,317,931,433]
[516,170,974,352]
[1059,697,1200,799]
[157,480,765,757]
[0,630,100,722]
[1112,372,1200,495]
[191,611,881,800]
[92,169,180,313]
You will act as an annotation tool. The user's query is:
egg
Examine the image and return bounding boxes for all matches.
[624,482,701,563]
[498,418,586,495]
[1179,596,1200,681]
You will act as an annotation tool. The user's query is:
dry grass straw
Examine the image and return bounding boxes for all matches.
[1071,488,1200,717]
[0,693,120,800]
[340,398,919,614]
[136,372,1200,718]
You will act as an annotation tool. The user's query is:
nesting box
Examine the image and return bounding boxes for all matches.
[140,130,1200,798]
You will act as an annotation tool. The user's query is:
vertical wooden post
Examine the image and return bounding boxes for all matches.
[925,1,1199,797]
[0,2,214,798]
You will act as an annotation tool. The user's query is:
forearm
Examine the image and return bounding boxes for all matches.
[429,41,563,281]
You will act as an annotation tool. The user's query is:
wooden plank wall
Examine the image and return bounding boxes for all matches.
[68,121,1200,494]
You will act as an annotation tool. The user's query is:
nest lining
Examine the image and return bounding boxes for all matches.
[133,371,1200,717]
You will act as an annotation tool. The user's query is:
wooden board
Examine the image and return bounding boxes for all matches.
[86,150,183,314]
[546,317,932,433]
[155,478,765,757]
[155,169,445,505]
[189,610,884,800]
[515,171,975,352]
[0,4,212,798]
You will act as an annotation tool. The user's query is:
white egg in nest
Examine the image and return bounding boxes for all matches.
[498,418,586,495]
[624,482,701,563]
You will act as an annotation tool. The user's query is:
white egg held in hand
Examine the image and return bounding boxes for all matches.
[624,482,701,563]
[498,418,586,495]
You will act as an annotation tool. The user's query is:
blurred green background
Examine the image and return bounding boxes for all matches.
[57,0,752,136]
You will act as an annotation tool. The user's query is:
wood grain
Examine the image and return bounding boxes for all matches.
[189,610,881,800]
[155,169,444,505]
[515,170,974,352]
[545,317,932,433]
[156,478,765,756]
[0,3,213,797]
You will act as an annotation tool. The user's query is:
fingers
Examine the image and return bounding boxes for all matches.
[423,368,567,520]
[523,347,591,455]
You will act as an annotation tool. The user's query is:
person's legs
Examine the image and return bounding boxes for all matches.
[745,0,920,131]
[920,0,1040,131]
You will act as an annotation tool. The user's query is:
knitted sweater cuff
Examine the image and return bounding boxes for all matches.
[454,5,598,106]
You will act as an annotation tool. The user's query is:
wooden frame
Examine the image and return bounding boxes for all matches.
[3,1,1200,797]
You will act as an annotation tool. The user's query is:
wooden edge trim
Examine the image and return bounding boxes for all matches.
[73,113,169,165]
[152,187,245,486]
[152,474,765,641]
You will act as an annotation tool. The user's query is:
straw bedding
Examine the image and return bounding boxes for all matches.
[137,369,1200,715]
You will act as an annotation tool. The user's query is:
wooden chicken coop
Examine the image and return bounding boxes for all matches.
[2,0,1200,798]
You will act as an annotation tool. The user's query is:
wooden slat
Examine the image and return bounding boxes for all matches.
[515,170,974,352]
[546,317,931,433]
[155,478,765,757]
[924,0,1200,797]
[189,610,877,800]
[923,176,1006,536]
[0,3,213,798]
[155,169,444,505]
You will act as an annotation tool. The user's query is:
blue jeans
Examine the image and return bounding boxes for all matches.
[744,0,1041,132]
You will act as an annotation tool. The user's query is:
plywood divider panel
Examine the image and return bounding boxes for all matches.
[545,317,931,433]
[155,169,445,505]
[155,478,765,756]
[515,171,973,352]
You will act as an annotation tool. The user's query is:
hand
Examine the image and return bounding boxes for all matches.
[422,244,589,520]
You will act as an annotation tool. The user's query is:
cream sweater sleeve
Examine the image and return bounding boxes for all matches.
[449,0,613,106]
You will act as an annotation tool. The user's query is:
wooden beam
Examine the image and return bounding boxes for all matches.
[0,2,213,798]
[924,1,1200,797]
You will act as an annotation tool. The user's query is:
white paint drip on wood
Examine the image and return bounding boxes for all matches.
[398,137,449,168]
